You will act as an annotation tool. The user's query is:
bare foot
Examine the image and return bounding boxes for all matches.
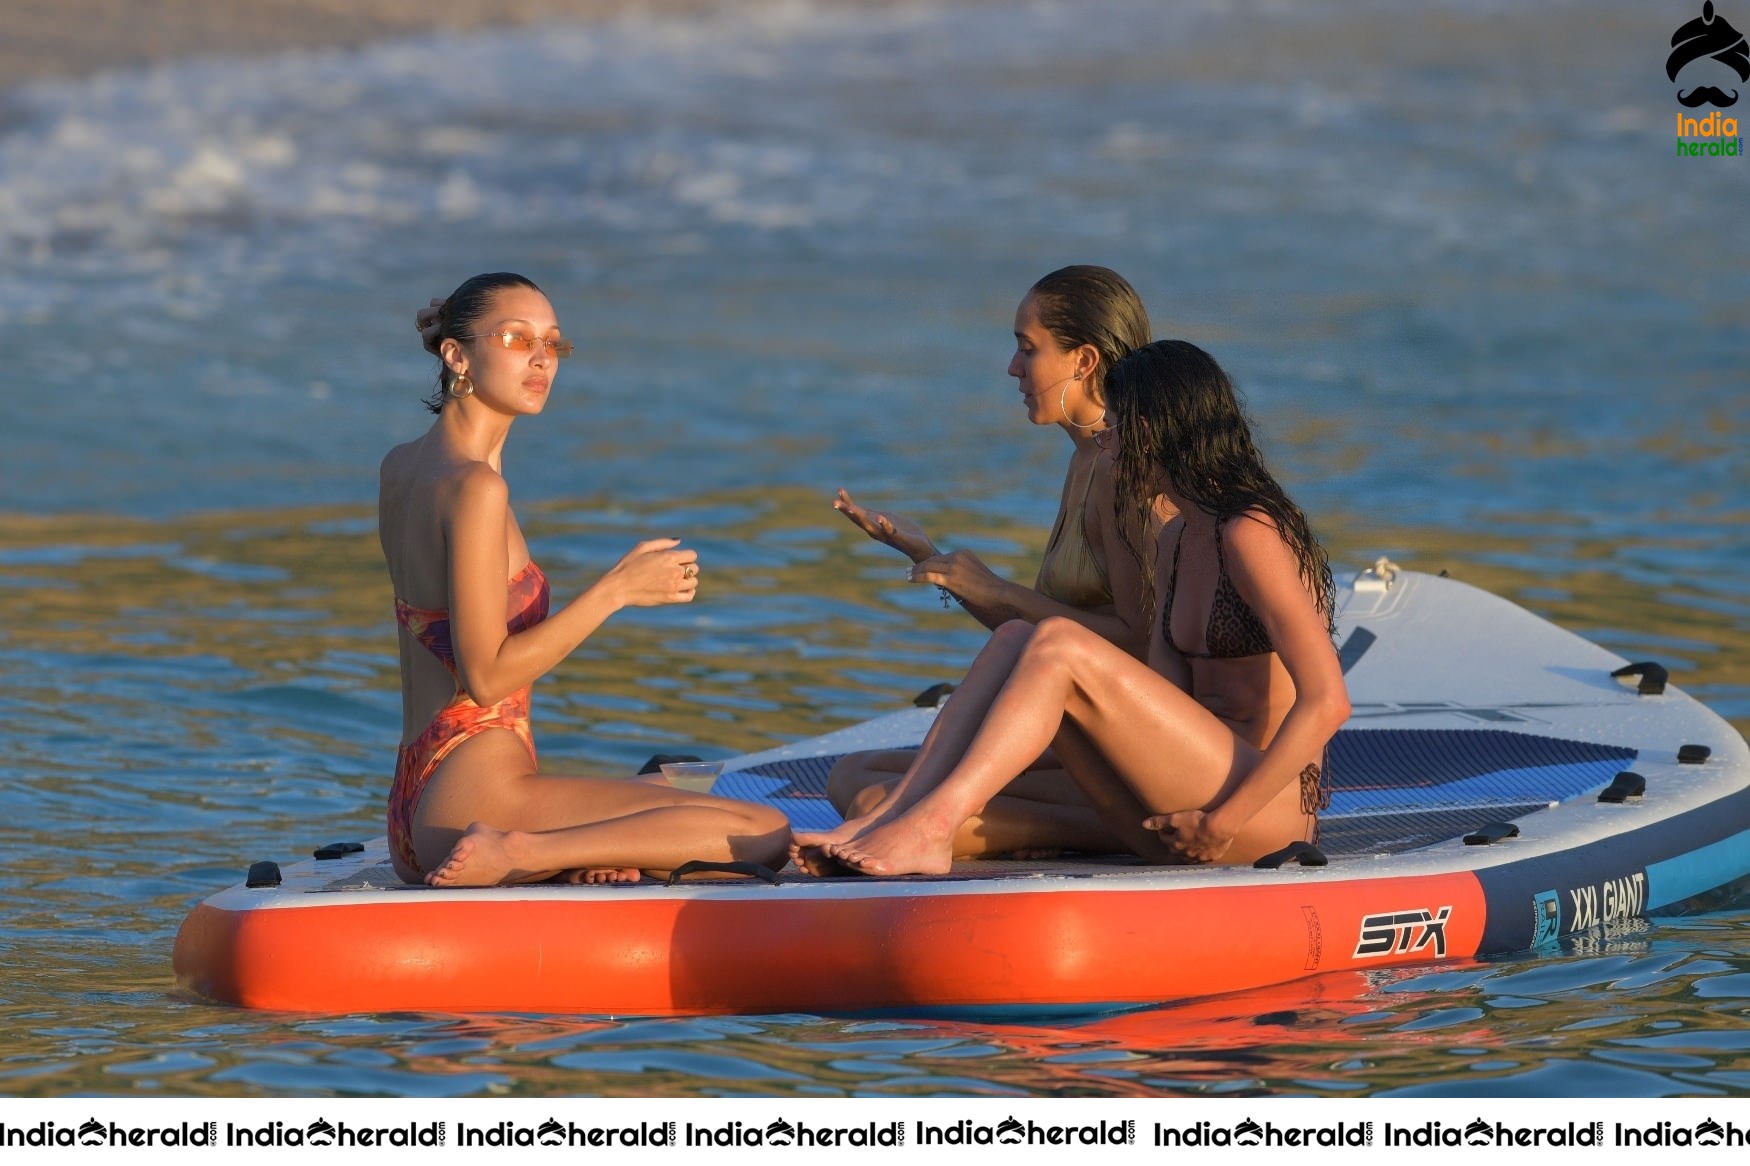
[825,817,955,877]
[564,866,643,885]
[427,823,530,887]
[789,838,854,877]
[789,842,855,878]
[789,818,876,877]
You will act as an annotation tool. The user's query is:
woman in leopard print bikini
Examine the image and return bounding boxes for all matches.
[792,339,1349,875]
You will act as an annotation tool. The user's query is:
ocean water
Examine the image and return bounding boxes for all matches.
[0,0,1746,1097]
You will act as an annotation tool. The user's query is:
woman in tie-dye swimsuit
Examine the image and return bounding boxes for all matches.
[380,272,789,887]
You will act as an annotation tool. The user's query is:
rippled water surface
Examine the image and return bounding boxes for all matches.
[0,0,1746,1096]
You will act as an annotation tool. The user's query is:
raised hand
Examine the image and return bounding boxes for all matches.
[415,297,445,355]
[604,538,701,608]
[833,489,936,562]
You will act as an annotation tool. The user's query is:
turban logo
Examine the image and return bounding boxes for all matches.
[1668,1,1750,107]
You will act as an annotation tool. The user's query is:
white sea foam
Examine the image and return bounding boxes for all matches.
[0,4,995,301]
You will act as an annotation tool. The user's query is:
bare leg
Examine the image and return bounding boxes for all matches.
[843,779,1117,860]
[426,799,786,888]
[830,747,1112,858]
[552,774,708,884]
[827,748,1095,813]
[1050,723,1195,863]
[828,618,1310,876]
[413,731,791,887]
[826,749,914,815]
[792,621,1038,871]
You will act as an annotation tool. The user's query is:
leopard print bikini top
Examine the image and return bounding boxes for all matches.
[1161,521,1274,660]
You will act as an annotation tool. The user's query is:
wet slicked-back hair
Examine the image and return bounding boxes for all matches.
[1107,339,1334,634]
[1027,265,1151,401]
[422,272,544,414]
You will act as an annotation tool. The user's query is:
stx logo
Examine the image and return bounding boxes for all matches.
[1353,906,1452,959]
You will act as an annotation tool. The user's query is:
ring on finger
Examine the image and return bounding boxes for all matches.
[683,564,698,579]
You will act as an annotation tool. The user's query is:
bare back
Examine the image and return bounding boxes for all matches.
[378,433,530,744]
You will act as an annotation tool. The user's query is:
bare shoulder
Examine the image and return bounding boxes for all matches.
[1223,509,1286,549]
[383,434,508,524]
[1088,453,1164,537]
[438,460,510,524]
[454,460,507,496]
[1220,510,1303,584]
[1221,511,1328,631]
[1154,510,1186,570]
[378,438,419,487]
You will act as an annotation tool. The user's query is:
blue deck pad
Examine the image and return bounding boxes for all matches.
[719,728,1639,849]
[1326,728,1638,813]
[1318,803,1558,856]
[716,756,844,833]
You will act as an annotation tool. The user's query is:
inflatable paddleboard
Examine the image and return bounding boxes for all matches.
[174,564,1750,1015]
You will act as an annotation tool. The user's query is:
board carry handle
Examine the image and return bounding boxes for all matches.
[638,752,703,774]
[1463,821,1521,845]
[666,860,781,886]
[245,860,282,888]
[1252,841,1327,869]
[1610,661,1668,695]
[913,682,956,708]
[1597,771,1646,803]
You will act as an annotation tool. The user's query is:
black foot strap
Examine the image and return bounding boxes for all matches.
[1253,841,1327,869]
[666,860,781,886]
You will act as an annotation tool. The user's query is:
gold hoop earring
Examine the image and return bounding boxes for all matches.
[450,374,474,400]
[1060,379,1100,431]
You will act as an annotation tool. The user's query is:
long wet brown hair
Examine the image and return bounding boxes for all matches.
[1108,339,1334,634]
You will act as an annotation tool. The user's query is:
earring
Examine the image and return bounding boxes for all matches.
[1060,380,1101,430]
[450,374,474,400]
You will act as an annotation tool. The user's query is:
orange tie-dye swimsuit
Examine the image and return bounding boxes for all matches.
[388,561,551,878]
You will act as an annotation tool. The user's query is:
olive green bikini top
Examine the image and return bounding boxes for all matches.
[1035,459,1112,610]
